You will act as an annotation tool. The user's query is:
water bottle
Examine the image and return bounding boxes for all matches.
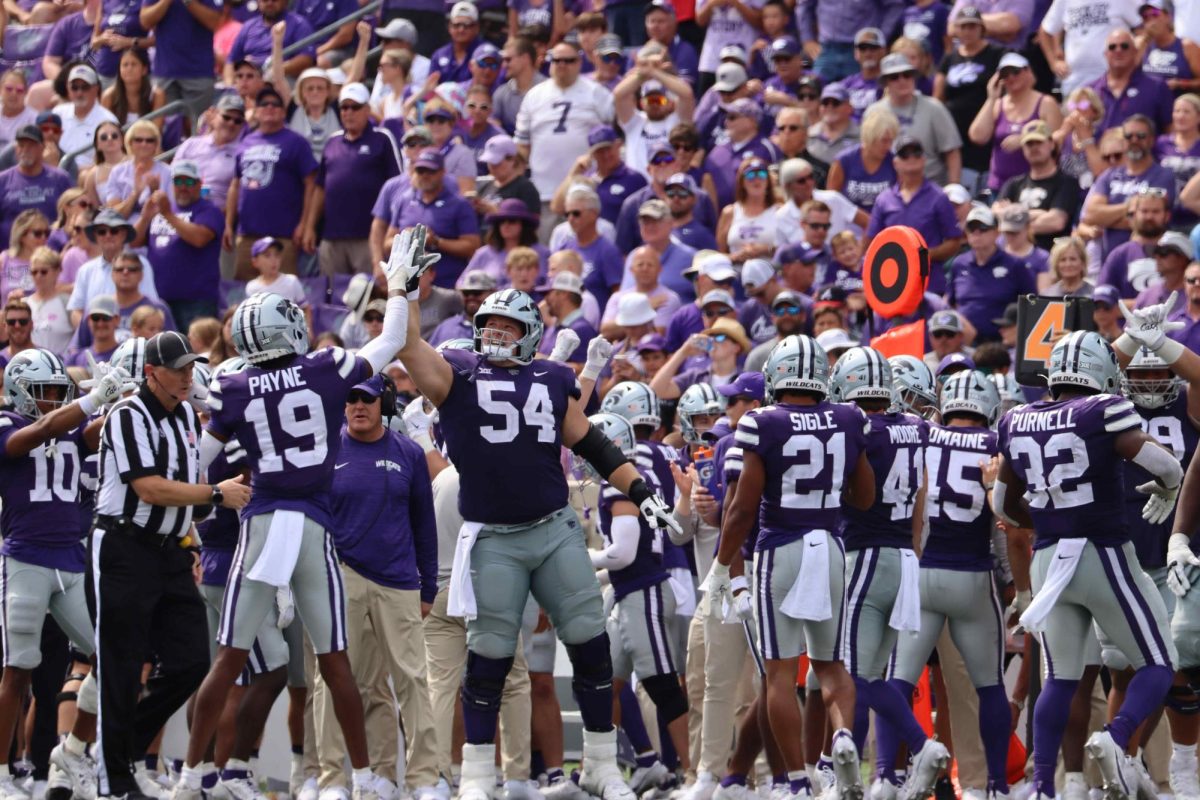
[693,446,718,496]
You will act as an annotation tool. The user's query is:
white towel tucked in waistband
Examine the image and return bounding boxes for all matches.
[1020,538,1087,633]
[888,548,922,632]
[448,522,485,619]
[781,530,832,621]
[245,509,304,588]
[669,568,696,617]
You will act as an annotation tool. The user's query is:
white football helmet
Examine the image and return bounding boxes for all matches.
[677,383,725,445]
[231,293,309,365]
[939,369,1003,426]
[188,361,212,413]
[472,289,543,365]
[111,337,148,385]
[4,349,74,419]
[578,412,637,481]
[435,337,475,353]
[829,346,893,404]
[600,381,662,429]
[1122,346,1181,409]
[763,335,830,398]
[888,354,938,417]
[1048,331,1120,396]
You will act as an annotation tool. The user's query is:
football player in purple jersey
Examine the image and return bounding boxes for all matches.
[708,335,875,800]
[995,325,1184,800]
[395,227,679,800]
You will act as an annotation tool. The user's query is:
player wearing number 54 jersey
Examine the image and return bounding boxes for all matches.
[994,330,1184,800]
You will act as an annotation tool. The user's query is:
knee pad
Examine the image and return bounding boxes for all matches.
[461,652,514,714]
[566,635,613,692]
[641,673,688,723]
[76,672,97,715]
[1182,666,1200,695]
[1166,684,1200,715]
[55,691,77,707]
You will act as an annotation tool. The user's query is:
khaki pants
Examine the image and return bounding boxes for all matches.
[314,566,439,789]
[685,612,705,778]
[319,238,373,276]
[700,615,754,777]
[425,587,532,782]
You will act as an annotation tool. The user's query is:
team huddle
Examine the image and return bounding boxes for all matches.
[0,222,1196,800]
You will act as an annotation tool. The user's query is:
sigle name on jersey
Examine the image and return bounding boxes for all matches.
[789,410,839,431]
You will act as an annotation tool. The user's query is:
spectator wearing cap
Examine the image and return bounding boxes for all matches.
[664,173,718,251]
[225,85,318,280]
[967,52,1063,193]
[996,205,1051,287]
[1092,283,1126,342]
[936,7,1003,191]
[826,107,899,212]
[664,252,738,350]
[277,65,340,162]
[922,309,974,371]
[602,245,681,335]
[586,33,626,91]
[556,184,624,308]
[761,37,812,112]
[990,301,1019,351]
[947,0,1034,47]
[538,272,599,369]
[72,248,177,354]
[387,149,481,288]
[174,95,244,212]
[692,62,758,149]
[935,353,976,383]
[0,126,72,247]
[52,65,118,170]
[993,118,1081,250]
[865,134,963,294]
[1098,188,1172,299]
[775,241,822,297]
[225,0,315,83]
[625,198,698,300]
[429,270,497,347]
[652,314,750,398]
[459,85,505,173]
[1041,234,1095,298]
[867,53,963,185]
[831,28,885,121]
[407,103,474,194]
[546,248,604,327]
[430,2,482,87]
[465,198,549,286]
[746,0,792,79]
[771,106,831,186]
[65,293,121,367]
[493,38,547,135]
[1135,230,1192,310]
[551,126,647,224]
[797,0,903,84]
[367,22,430,112]
[703,99,780,210]
[340,295,385,350]
[716,158,779,264]
[1091,29,1175,135]
[615,143,718,253]
[226,57,267,123]
[1140,0,1200,92]
[614,60,695,177]
[775,158,868,248]
[67,210,158,327]
[644,0,699,84]
[515,42,615,208]
[745,289,810,371]
[946,204,1036,341]
[1082,114,1176,257]
[473,135,541,219]
[133,160,223,330]
[304,83,401,276]
[808,85,861,165]
[1038,0,1141,97]
[736,258,782,343]
[138,0,222,120]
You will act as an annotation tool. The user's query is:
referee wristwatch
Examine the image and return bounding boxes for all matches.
[210,485,223,507]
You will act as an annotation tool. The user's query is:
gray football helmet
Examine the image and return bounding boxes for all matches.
[111,337,148,385]
[435,337,475,353]
[986,371,1024,416]
[4,349,74,419]
[600,381,662,429]
[939,369,1003,426]
[578,412,638,481]
[677,383,726,444]
[762,335,830,398]
[1048,331,1121,395]
[472,289,543,365]
[829,346,893,404]
[1122,346,1182,409]
[888,354,939,417]
[231,293,309,365]
[188,360,212,413]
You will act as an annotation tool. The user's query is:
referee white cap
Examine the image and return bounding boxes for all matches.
[146,331,208,370]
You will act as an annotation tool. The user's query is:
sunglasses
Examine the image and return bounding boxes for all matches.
[257,100,283,109]
[820,98,843,107]
[1108,41,1133,51]
[93,226,120,236]
[896,147,924,159]
[347,390,381,404]
[339,102,364,112]
[931,329,957,339]
[414,167,439,175]
[403,139,431,148]
[888,70,917,81]
[804,221,830,230]
[999,67,1022,79]
[702,307,731,317]
[89,314,113,323]
[131,137,157,145]
[426,116,453,124]
[173,176,199,187]
[449,21,475,29]
[797,92,819,101]
[550,56,579,64]
[1139,186,1169,197]
[744,168,769,180]
[711,333,729,343]
[475,59,500,69]
[362,313,384,322]
[650,153,676,165]
[965,222,993,233]
[1186,277,1200,285]
[98,132,121,142]
[1124,130,1150,140]
[777,124,804,132]
[855,42,882,50]
[666,188,693,198]
[645,95,670,107]
[773,304,802,316]
[5,318,29,326]
[68,82,91,92]
[566,209,585,218]
[601,52,623,64]
[671,142,697,152]
[113,265,142,273]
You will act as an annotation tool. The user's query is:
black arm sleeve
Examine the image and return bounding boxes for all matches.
[571,424,632,480]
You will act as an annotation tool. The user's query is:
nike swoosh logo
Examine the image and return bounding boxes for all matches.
[808,541,820,547]
[1056,554,1070,559]
[534,371,548,376]
[334,463,348,470]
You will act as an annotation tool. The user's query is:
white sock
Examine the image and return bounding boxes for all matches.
[225,758,250,772]
[180,765,202,790]
[64,734,87,757]
[352,768,373,789]
[1173,743,1197,757]
[0,764,9,779]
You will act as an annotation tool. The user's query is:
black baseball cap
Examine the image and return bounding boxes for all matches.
[146,331,208,369]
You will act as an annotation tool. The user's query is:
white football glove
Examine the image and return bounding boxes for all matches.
[381,224,442,297]
[81,365,135,412]
[580,337,613,381]
[1137,478,1181,525]
[699,561,732,620]
[1167,532,1200,597]
[276,585,295,629]
[638,492,681,536]
[1119,292,1185,351]
[402,396,438,452]
[548,329,580,363]
[728,576,754,623]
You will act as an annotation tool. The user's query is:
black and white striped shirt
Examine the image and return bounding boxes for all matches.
[95,385,202,537]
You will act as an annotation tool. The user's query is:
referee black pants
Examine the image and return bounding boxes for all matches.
[85,528,209,797]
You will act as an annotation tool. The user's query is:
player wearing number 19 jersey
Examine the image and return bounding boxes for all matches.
[995,331,1182,800]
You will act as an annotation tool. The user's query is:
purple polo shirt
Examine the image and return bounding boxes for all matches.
[1091,163,1176,255]
[234,126,319,238]
[229,12,316,67]
[946,248,1037,340]
[665,303,704,352]
[292,0,357,45]
[1099,239,1158,298]
[430,39,481,85]
[0,166,72,245]
[557,234,624,311]
[595,164,648,224]
[668,37,700,85]
[95,0,146,77]
[45,12,95,67]
[865,180,961,295]
[144,0,217,78]
[703,137,782,210]
[317,126,401,240]
[146,197,224,304]
[538,310,598,361]
[1090,69,1174,136]
[836,73,881,122]
[616,184,718,253]
[390,187,480,288]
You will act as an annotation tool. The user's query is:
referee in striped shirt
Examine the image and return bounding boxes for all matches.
[89,331,250,800]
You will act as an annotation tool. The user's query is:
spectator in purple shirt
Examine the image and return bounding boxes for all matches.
[1097,188,1172,300]
[0,126,72,247]
[703,98,781,210]
[429,2,482,86]
[1091,28,1175,136]
[835,27,886,121]
[225,0,316,83]
[539,272,599,368]
[557,184,625,309]
[138,0,222,121]
[552,125,648,225]
[92,0,150,83]
[946,204,1036,340]
[386,149,481,288]
[799,0,905,83]
[644,0,699,85]
[173,94,244,211]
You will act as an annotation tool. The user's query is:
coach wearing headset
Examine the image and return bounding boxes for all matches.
[312,373,441,800]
